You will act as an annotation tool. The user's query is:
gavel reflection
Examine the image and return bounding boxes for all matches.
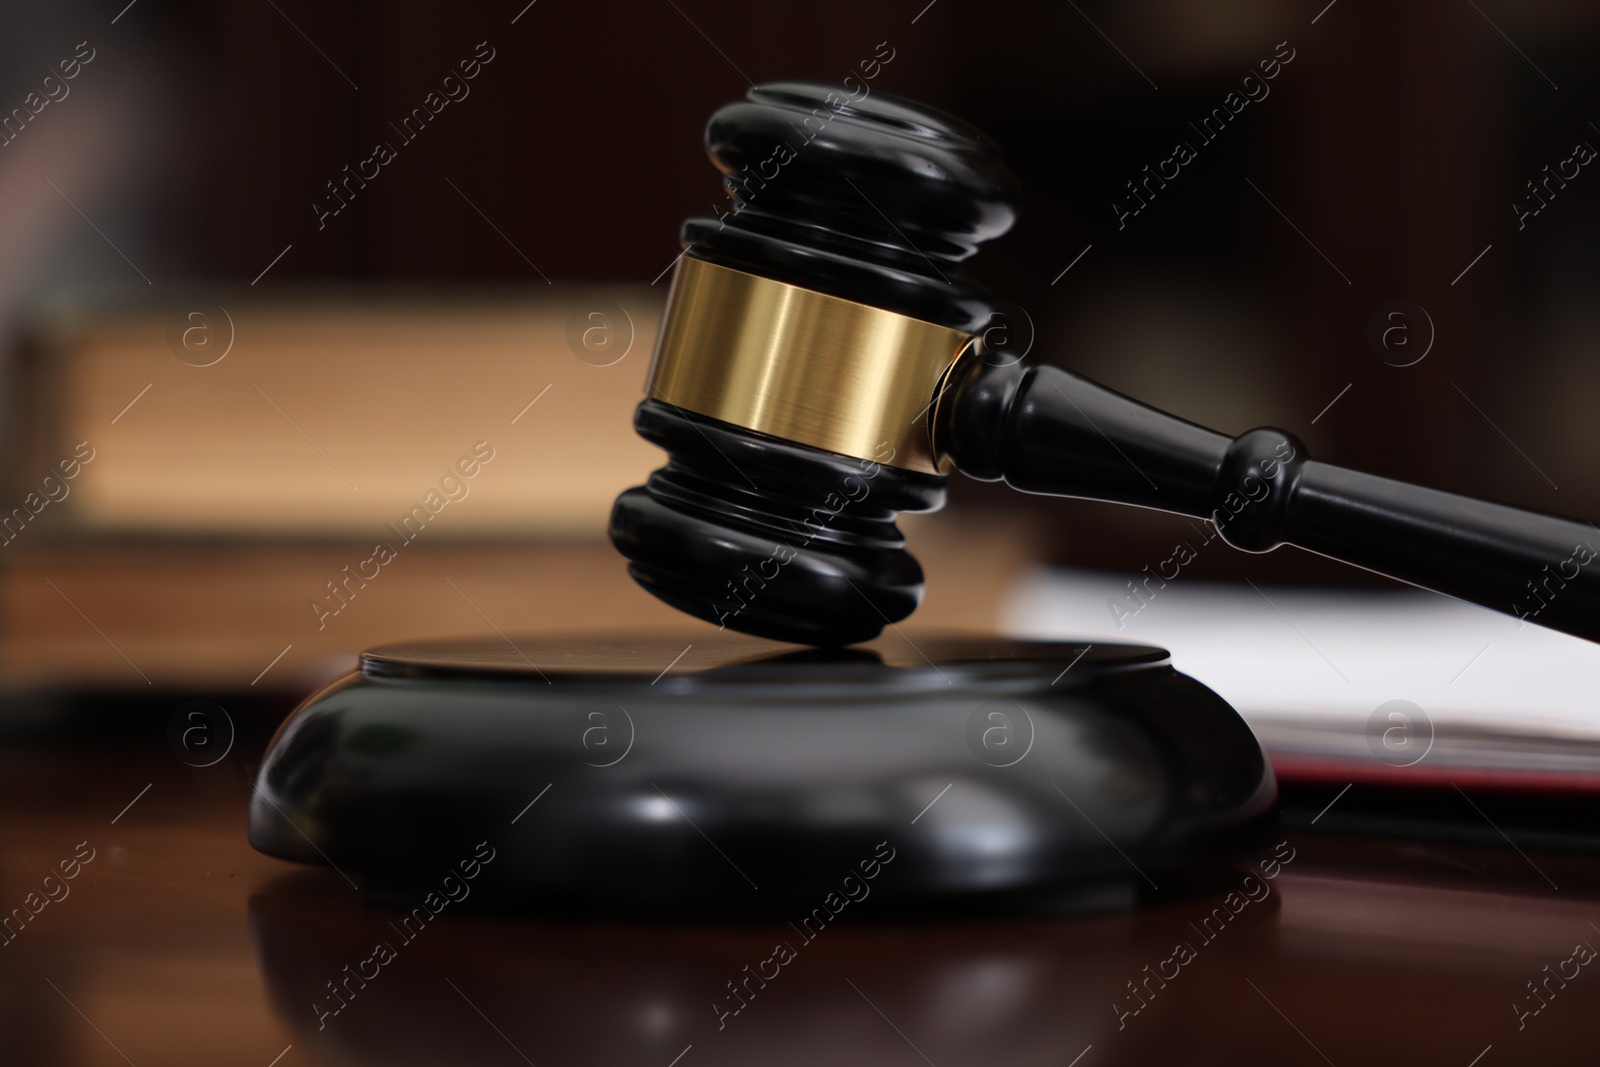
[248,874,1205,1066]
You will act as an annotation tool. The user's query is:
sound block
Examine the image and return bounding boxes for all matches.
[249,635,1276,912]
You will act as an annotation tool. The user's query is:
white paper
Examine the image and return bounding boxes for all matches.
[1002,567,1600,745]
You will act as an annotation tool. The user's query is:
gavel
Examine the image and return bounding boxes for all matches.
[611,81,1600,647]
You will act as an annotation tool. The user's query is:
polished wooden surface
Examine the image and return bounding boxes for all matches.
[3,730,1598,1065]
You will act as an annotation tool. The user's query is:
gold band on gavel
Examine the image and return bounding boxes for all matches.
[646,256,976,475]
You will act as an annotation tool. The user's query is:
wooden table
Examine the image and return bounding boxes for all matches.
[3,731,1596,1066]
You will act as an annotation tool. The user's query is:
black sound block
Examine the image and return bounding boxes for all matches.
[248,635,1276,913]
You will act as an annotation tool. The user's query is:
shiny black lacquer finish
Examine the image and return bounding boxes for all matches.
[939,358,1600,642]
[248,636,1277,912]
[612,401,944,647]
[610,82,1021,645]
[686,81,1019,331]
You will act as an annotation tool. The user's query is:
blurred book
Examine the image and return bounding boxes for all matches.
[1005,567,1600,791]
[18,286,666,537]
[0,288,1040,693]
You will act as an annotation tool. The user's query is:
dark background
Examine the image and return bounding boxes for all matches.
[5,0,1598,581]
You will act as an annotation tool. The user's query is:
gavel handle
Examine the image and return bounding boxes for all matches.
[939,359,1600,642]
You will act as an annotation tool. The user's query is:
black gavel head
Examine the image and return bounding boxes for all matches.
[609,81,1020,646]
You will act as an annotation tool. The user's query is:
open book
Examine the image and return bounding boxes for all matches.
[1004,568,1600,791]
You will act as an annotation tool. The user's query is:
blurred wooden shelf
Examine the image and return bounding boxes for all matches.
[0,516,1039,693]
